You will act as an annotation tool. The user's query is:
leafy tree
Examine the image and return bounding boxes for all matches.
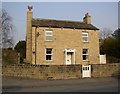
[102,37,116,56]
[14,40,26,63]
[112,28,120,40]
[100,28,120,63]
[2,48,17,65]
[100,28,113,54]
[111,28,120,58]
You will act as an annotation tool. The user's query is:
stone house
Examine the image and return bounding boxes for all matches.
[26,6,100,65]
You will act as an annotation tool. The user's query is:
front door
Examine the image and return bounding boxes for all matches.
[65,49,75,65]
[66,52,72,65]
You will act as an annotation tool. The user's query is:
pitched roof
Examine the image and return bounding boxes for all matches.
[32,18,99,30]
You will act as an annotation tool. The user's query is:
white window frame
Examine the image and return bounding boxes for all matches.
[45,30,53,41]
[82,49,89,61]
[82,32,89,42]
[45,48,53,61]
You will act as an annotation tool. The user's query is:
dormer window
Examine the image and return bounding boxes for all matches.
[45,30,53,41]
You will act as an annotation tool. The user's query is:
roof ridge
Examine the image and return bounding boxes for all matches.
[32,18,84,23]
[32,18,99,30]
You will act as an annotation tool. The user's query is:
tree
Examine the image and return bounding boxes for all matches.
[100,28,113,40]
[111,28,120,58]
[100,28,113,54]
[112,28,120,41]
[2,48,18,65]
[14,40,26,63]
[100,28,120,63]
[0,9,14,48]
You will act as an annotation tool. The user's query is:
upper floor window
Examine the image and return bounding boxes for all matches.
[46,48,53,61]
[82,49,89,61]
[82,32,88,42]
[45,31,53,41]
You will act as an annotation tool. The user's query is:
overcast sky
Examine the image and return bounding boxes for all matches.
[2,2,118,45]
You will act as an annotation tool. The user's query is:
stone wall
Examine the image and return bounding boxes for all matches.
[2,64,82,80]
[91,63,120,77]
[2,63,120,80]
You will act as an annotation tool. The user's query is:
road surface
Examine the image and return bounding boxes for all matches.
[2,76,120,92]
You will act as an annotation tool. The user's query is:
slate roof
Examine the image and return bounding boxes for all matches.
[32,18,99,30]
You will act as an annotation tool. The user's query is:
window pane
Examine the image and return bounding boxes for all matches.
[45,31,53,41]
[46,49,52,54]
[83,55,86,60]
[83,49,88,54]
[46,32,52,36]
[83,67,85,70]
[46,55,52,60]
[46,48,53,60]
[88,67,89,70]
[82,33,88,36]
[82,49,88,60]
[83,55,88,60]
[82,32,88,42]
[46,36,52,41]
[82,37,88,42]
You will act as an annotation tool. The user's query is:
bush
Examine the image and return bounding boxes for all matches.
[107,56,120,63]
[2,48,18,65]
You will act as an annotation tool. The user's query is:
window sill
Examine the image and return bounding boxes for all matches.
[46,60,53,62]
[82,41,89,43]
[45,40,53,42]
[82,60,89,62]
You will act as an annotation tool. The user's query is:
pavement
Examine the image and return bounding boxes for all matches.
[2,76,120,92]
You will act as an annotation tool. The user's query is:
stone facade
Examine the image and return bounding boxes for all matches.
[26,6,100,65]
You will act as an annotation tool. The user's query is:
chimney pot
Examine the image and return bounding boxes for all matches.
[28,5,33,11]
[85,13,89,16]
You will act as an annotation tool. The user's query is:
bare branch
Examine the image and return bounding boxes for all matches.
[0,9,14,48]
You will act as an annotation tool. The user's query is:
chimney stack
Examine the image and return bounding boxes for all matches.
[26,5,33,64]
[83,13,91,24]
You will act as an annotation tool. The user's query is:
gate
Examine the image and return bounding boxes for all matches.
[82,65,91,78]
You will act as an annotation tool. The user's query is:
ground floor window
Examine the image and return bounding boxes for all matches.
[46,48,53,61]
[82,49,89,61]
